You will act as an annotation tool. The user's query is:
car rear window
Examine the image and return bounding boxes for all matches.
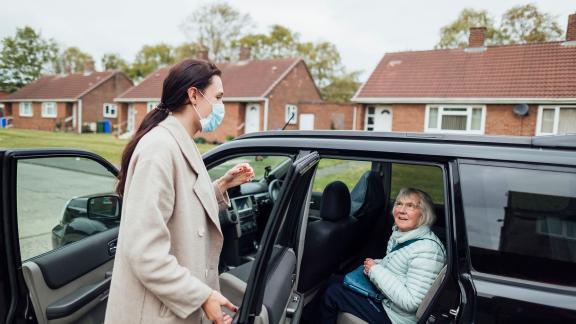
[459,162,576,286]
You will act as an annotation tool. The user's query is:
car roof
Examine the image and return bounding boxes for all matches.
[236,130,576,150]
[207,131,576,167]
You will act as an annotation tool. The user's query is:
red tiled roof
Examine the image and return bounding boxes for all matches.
[116,58,301,101]
[354,41,576,100]
[2,71,120,101]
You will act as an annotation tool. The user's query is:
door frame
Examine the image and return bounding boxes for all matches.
[236,151,319,324]
[1,149,118,323]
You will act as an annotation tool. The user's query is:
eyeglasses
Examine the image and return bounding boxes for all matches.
[394,201,421,211]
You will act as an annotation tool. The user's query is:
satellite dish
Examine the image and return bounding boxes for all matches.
[513,104,529,116]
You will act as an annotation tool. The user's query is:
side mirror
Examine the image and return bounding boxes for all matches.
[87,195,121,220]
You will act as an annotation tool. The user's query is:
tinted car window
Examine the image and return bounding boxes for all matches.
[460,163,576,286]
[16,157,118,260]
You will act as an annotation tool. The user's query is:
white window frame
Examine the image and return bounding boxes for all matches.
[285,104,297,124]
[425,104,486,134]
[19,102,33,117]
[536,105,576,136]
[103,103,118,118]
[41,102,57,118]
[147,101,159,113]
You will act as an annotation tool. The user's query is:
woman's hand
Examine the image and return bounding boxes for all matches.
[363,258,377,275]
[201,291,238,324]
[217,163,255,192]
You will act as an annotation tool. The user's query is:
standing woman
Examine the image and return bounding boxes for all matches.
[105,59,254,324]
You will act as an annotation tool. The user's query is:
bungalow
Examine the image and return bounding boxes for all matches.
[352,13,576,136]
[115,55,358,142]
[0,71,133,133]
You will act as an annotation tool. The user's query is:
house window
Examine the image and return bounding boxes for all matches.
[425,105,485,134]
[537,106,576,135]
[41,102,57,118]
[285,105,297,124]
[147,101,159,113]
[103,103,118,118]
[19,102,33,117]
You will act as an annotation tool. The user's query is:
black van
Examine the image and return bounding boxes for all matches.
[1,131,575,324]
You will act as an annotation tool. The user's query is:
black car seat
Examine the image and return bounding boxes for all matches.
[299,181,352,293]
[346,171,386,256]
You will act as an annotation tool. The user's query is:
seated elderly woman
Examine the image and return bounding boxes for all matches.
[319,187,446,324]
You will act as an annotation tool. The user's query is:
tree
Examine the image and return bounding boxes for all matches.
[320,71,362,103]
[235,25,300,59]
[128,43,175,80]
[0,26,58,92]
[437,5,565,48]
[436,9,502,49]
[180,2,253,62]
[101,53,129,72]
[55,47,95,73]
[174,43,201,61]
[499,4,564,44]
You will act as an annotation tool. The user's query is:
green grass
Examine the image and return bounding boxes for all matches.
[0,128,215,166]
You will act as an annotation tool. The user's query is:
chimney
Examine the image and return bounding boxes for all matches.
[468,27,487,48]
[197,46,209,61]
[83,59,95,75]
[567,13,576,42]
[239,46,251,61]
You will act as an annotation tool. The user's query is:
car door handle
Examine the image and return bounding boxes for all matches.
[107,239,117,256]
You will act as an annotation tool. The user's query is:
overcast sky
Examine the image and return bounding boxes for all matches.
[1,0,573,81]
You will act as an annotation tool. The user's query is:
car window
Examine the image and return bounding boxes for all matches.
[460,163,576,286]
[391,163,444,203]
[312,158,372,193]
[208,155,291,181]
[16,157,118,260]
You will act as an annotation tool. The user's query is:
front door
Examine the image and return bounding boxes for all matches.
[127,104,136,133]
[299,114,315,130]
[1,149,120,324]
[245,104,260,134]
[365,106,392,132]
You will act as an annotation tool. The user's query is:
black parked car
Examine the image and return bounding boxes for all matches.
[1,131,575,324]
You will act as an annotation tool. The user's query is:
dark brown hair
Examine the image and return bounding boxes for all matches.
[116,59,221,196]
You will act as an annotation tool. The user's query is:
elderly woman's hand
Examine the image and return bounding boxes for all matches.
[217,163,255,192]
[363,258,377,275]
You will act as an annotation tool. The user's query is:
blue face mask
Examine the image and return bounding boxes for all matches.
[196,92,225,132]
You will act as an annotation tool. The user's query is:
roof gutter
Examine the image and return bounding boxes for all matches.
[114,97,267,103]
[0,98,78,103]
[352,97,576,104]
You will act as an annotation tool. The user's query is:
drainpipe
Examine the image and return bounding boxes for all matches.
[78,99,83,134]
[352,105,357,131]
[263,98,269,131]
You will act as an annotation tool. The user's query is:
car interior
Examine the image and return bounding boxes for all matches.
[212,154,457,324]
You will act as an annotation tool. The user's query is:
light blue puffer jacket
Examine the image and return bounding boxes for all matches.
[368,225,446,324]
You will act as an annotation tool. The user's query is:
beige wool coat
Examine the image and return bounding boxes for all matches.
[104,116,229,324]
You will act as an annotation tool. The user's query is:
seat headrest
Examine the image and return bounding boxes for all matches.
[350,171,385,218]
[320,181,351,222]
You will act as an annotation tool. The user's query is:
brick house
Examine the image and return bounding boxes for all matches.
[352,13,576,136]
[115,57,359,142]
[0,71,133,133]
